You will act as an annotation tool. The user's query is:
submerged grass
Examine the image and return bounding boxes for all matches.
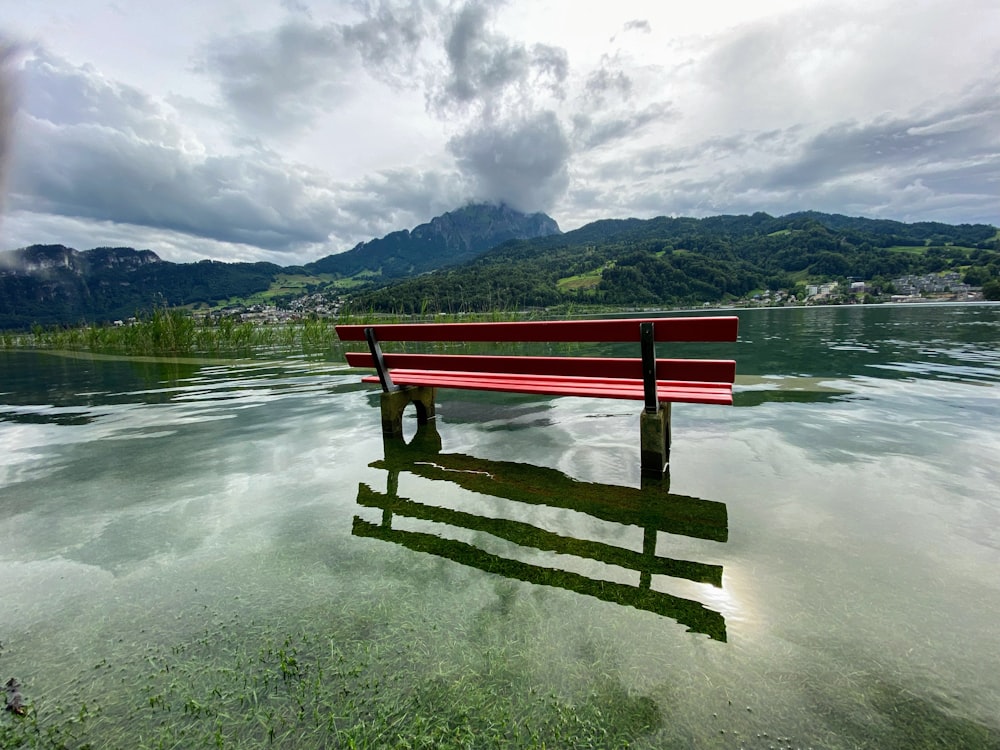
[7,601,1000,750]
[1,592,661,749]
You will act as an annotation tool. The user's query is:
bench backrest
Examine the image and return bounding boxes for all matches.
[336,317,739,391]
[336,316,738,343]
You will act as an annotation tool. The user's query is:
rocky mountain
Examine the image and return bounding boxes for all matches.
[305,203,561,278]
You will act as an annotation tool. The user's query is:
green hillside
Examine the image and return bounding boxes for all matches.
[349,212,1000,312]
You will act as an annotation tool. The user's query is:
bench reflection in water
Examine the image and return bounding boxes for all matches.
[352,423,729,642]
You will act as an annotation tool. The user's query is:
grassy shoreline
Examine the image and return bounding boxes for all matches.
[0,309,554,360]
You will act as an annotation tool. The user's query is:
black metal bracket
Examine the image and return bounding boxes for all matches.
[365,327,397,392]
[640,322,658,413]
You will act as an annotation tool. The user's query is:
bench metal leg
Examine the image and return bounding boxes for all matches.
[639,403,671,478]
[379,387,436,437]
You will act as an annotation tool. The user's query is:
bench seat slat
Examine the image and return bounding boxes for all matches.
[336,316,738,343]
[345,352,736,383]
[360,370,733,405]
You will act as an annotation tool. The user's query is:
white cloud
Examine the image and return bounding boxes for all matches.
[9,50,350,252]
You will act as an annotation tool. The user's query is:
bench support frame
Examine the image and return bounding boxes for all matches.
[639,321,670,476]
[640,403,671,477]
[365,327,396,392]
[368,326,438,437]
[380,387,436,437]
[640,322,658,413]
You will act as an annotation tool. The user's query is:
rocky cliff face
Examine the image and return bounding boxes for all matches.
[83,247,162,272]
[0,245,161,276]
[414,203,561,254]
[0,244,78,274]
[0,246,165,329]
[306,203,561,278]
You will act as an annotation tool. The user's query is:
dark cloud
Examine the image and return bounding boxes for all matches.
[337,165,467,238]
[430,1,573,211]
[199,1,433,134]
[343,0,429,72]
[441,1,518,105]
[572,57,645,149]
[3,161,469,264]
[448,110,569,212]
[588,132,756,185]
[13,0,993,260]
[11,119,339,249]
[758,91,1000,192]
[436,0,567,113]
[572,100,674,150]
[735,90,1000,224]
[342,0,432,76]
[198,22,352,134]
[609,18,651,44]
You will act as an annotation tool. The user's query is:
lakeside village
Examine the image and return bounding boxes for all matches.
[189,271,986,327]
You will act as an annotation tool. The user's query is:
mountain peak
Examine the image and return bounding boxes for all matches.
[306,203,560,278]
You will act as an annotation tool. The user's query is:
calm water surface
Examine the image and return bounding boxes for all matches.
[1,304,999,748]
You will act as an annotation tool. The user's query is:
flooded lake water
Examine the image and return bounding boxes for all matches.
[2,304,999,748]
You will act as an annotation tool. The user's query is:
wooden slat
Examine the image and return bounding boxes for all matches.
[360,370,733,404]
[345,352,736,383]
[336,316,738,343]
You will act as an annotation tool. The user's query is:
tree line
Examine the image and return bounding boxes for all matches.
[348,213,1000,313]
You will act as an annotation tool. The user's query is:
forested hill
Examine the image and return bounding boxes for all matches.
[350,211,1000,312]
[305,203,560,278]
[0,245,283,329]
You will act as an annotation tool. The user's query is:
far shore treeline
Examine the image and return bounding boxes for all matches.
[352,211,1000,313]
[2,207,999,332]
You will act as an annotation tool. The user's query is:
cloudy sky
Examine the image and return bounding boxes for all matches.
[1,0,998,265]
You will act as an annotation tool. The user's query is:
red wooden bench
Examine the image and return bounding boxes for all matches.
[335,317,738,476]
